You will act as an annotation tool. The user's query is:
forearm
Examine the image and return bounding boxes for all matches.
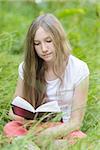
[8,108,37,127]
[39,118,81,139]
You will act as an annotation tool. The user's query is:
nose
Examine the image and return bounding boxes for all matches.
[41,42,48,53]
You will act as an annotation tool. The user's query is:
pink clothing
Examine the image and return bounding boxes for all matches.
[3,121,28,137]
[3,121,86,144]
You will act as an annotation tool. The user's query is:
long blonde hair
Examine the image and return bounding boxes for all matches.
[23,13,71,108]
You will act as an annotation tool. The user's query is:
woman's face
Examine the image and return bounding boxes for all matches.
[34,26,56,64]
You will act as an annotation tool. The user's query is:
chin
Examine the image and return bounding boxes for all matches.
[43,57,53,62]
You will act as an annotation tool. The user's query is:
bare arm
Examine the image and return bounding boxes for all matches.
[37,76,89,139]
[9,77,25,122]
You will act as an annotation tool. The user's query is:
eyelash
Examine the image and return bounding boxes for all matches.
[34,43,40,46]
[34,40,52,46]
[46,40,52,43]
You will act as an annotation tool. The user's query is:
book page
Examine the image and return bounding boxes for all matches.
[36,101,61,112]
[12,96,35,113]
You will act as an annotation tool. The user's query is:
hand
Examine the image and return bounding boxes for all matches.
[24,120,38,129]
[9,108,25,122]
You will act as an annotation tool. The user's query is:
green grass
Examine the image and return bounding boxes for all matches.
[0,0,100,149]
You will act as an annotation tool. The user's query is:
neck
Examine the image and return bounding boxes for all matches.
[44,61,54,71]
[45,58,68,81]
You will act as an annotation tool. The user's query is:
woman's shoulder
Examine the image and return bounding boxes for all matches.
[18,61,24,80]
[19,61,24,68]
[67,54,90,87]
[68,55,89,72]
[69,55,88,67]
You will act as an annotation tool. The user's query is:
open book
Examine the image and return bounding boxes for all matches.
[11,96,61,120]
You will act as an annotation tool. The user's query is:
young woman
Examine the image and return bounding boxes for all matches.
[4,13,89,148]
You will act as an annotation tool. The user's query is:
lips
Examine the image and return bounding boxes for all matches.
[43,52,52,57]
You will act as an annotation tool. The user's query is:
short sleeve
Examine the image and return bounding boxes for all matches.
[18,62,24,80]
[74,62,90,87]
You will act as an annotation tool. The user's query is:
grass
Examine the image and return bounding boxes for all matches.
[0,0,100,149]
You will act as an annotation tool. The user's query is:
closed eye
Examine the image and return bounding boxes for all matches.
[46,40,52,43]
[46,39,52,43]
[34,43,40,46]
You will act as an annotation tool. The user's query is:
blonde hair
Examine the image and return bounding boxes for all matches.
[23,13,71,108]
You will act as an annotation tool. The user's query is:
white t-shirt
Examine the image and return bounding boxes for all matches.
[18,55,90,122]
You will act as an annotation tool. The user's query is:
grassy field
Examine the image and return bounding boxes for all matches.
[0,0,100,149]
